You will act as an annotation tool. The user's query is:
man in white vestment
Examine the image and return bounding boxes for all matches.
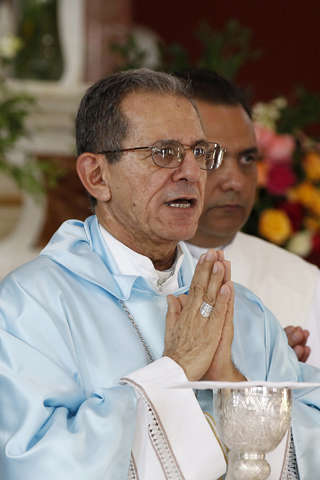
[176,68,320,368]
[1,69,320,480]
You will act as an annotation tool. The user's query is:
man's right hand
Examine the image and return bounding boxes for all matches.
[163,249,244,382]
[284,325,310,363]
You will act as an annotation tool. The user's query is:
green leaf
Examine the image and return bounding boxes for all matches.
[110,18,262,80]
[277,87,320,134]
[0,74,64,197]
[195,19,262,80]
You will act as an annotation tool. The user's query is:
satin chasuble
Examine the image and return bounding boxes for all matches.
[1,216,320,479]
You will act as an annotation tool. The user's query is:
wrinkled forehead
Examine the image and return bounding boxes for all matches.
[120,91,204,145]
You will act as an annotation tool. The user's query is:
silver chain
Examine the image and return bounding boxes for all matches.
[119,299,200,399]
[119,299,154,363]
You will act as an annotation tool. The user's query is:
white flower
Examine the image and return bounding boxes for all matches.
[273,96,287,110]
[252,97,288,130]
[0,35,22,60]
[286,231,312,257]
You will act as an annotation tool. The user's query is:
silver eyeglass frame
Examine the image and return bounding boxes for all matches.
[98,140,226,171]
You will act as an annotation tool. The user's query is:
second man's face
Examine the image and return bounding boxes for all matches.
[192,102,258,248]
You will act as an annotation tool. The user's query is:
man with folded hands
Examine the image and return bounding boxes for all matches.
[0,69,320,480]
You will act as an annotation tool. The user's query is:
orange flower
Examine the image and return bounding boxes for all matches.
[289,183,320,218]
[256,161,269,187]
[311,191,320,217]
[258,209,292,245]
[288,182,318,209]
[303,152,320,182]
[304,217,320,232]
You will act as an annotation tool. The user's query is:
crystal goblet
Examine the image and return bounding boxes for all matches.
[213,386,292,480]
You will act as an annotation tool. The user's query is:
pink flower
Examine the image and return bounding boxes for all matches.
[254,125,275,152]
[266,163,297,196]
[254,125,295,162]
[267,134,296,161]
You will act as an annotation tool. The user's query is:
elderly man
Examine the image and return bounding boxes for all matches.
[1,69,320,480]
[176,68,320,367]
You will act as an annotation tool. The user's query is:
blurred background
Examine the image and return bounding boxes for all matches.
[0,0,320,278]
[133,0,320,102]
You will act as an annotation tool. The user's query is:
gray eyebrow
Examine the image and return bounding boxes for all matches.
[154,139,211,148]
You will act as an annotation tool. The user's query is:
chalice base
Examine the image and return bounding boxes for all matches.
[234,453,270,480]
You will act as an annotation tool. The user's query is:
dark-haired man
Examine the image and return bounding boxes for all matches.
[1,69,320,480]
[176,68,320,367]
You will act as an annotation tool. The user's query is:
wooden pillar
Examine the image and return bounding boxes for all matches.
[85,0,132,83]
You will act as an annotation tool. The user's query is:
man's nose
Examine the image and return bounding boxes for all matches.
[219,158,245,191]
[172,149,202,183]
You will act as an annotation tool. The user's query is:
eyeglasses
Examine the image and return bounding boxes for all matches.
[98,140,226,171]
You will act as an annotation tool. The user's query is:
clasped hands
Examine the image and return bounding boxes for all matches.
[163,249,245,383]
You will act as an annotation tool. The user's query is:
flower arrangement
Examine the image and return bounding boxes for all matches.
[243,91,320,262]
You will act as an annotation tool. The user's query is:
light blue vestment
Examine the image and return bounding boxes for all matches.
[0,215,320,479]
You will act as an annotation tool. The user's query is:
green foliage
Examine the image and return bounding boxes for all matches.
[0,77,64,197]
[110,35,149,71]
[160,43,190,72]
[277,87,320,134]
[0,26,65,198]
[0,155,64,197]
[0,79,33,150]
[195,19,261,80]
[111,18,261,80]
[14,0,63,81]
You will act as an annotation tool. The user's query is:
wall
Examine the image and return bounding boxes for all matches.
[132,0,320,101]
[85,0,132,82]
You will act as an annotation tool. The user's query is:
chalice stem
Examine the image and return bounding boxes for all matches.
[234,453,271,480]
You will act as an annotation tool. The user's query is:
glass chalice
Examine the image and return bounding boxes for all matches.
[213,385,291,480]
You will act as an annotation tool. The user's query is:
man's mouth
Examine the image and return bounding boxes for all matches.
[165,198,194,208]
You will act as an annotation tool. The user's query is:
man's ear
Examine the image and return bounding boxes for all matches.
[76,153,111,201]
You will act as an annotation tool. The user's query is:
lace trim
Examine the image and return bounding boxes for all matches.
[122,378,184,480]
[287,428,299,480]
[147,403,183,479]
[128,454,139,480]
[280,427,299,480]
